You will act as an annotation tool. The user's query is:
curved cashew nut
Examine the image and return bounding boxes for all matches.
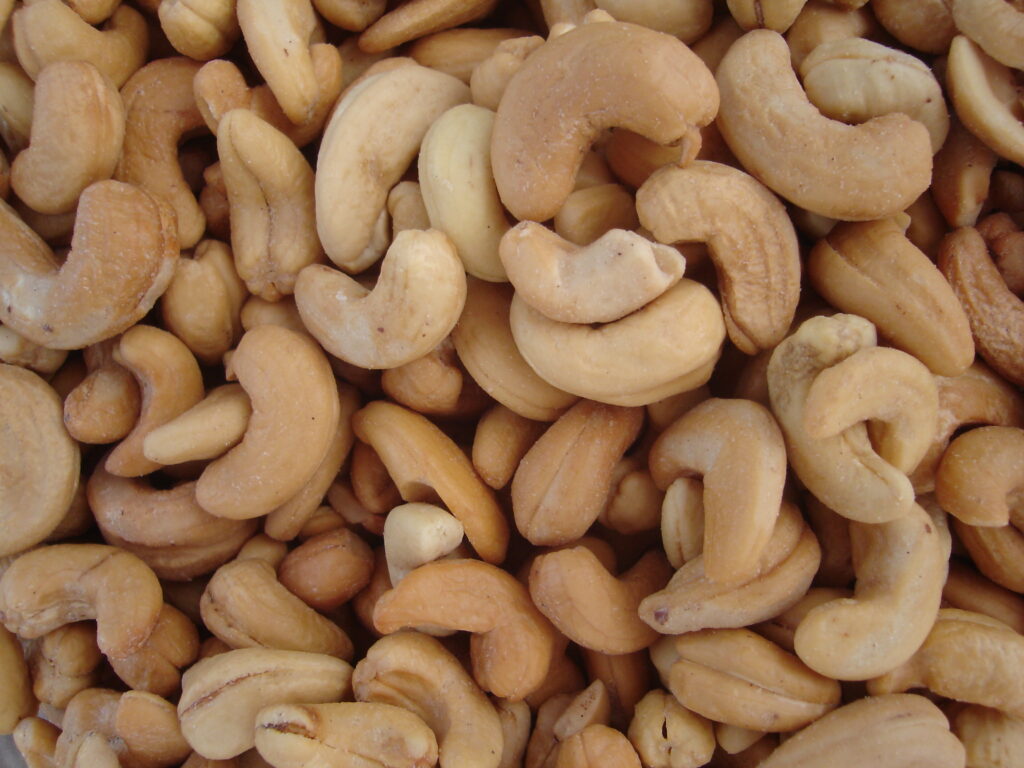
[359,0,499,52]
[636,163,799,356]
[529,548,672,654]
[159,0,240,61]
[61,0,122,24]
[63,338,141,445]
[383,503,464,585]
[142,384,251,465]
[0,543,162,659]
[13,1,148,87]
[107,603,200,698]
[627,689,715,768]
[88,464,257,581]
[500,223,685,325]
[353,400,510,564]
[316,62,469,272]
[0,624,34,733]
[0,180,178,350]
[648,397,787,585]
[105,325,205,478]
[793,502,950,680]
[0,365,79,558]
[800,38,948,154]
[716,29,931,220]
[0,63,35,156]
[196,325,340,520]
[419,103,510,281]
[936,426,1024,527]
[510,278,725,407]
[470,35,544,112]
[639,501,820,634]
[28,623,102,708]
[278,527,374,612]
[355,631,505,768]
[373,559,560,700]
[472,405,546,491]
[178,648,353,760]
[952,0,1024,69]
[218,108,322,301]
[200,558,354,659]
[313,0,386,31]
[296,229,466,369]
[491,19,717,222]
[11,61,124,215]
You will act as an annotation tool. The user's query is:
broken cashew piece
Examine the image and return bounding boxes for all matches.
[383,503,465,584]
[951,0,1024,70]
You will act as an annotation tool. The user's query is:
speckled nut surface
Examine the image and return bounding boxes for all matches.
[716,29,932,220]
[491,19,717,222]
[0,364,79,558]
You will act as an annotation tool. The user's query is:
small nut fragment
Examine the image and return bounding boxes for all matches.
[383,503,465,585]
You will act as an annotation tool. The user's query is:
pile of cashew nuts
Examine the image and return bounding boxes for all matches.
[2,0,1024,766]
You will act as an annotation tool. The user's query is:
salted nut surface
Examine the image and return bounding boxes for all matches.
[1,2,1024,767]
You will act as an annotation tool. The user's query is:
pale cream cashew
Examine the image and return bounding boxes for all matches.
[316,62,469,272]
[943,558,1024,634]
[553,183,638,247]
[313,0,386,30]
[469,35,544,111]
[727,0,807,32]
[716,29,932,220]
[142,384,251,465]
[159,0,240,61]
[218,108,322,301]
[409,27,529,83]
[871,0,955,55]
[295,229,466,370]
[951,0,1024,69]
[358,0,500,53]
[0,624,34,733]
[383,503,465,585]
[660,477,705,569]
[627,689,715,768]
[26,623,102,708]
[951,704,1024,768]
[785,1,881,69]
[491,19,717,222]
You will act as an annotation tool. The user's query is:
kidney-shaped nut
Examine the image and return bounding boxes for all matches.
[869,609,1024,720]
[529,548,672,655]
[254,702,438,768]
[158,0,240,61]
[353,400,509,564]
[952,0,1024,70]
[218,108,322,301]
[627,689,714,768]
[636,161,800,355]
[196,325,340,519]
[277,527,374,612]
[359,0,499,53]
[800,38,949,154]
[373,559,560,701]
[0,543,162,659]
[793,502,949,681]
[200,557,354,660]
[758,693,965,768]
[141,384,250,466]
[648,398,787,585]
[354,631,504,768]
[0,364,79,558]
[28,623,102,709]
[13,1,147,87]
[492,20,717,223]
[510,278,725,407]
[0,180,177,350]
[639,501,820,634]
[178,648,353,760]
[500,223,685,325]
[317,62,469,273]
[107,603,200,698]
[383,503,465,585]
[716,29,931,221]
[651,628,841,732]
[11,61,124,215]
[296,229,466,370]
[936,427,1024,527]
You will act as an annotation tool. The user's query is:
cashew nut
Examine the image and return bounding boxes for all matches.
[409,27,528,82]
[935,426,1024,527]
[383,503,465,585]
[277,527,375,612]
[27,622,101,709]
[359,0,499,52]
[472,405,545,490]
[63,338,141,445]
[107,603,200,698]
[141,384,250,466]
[627,689,714,768]
[470,35,544,111]
[871,0,955,55]
[158,0,240,61]
[951,0,1024,69]
[0,623,33,733]
[943,558,1024,635]
[933,117,997,229]
[381,337,489,418]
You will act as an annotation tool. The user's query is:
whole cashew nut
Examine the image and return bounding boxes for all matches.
[359,0,500,53]
[936,426,1024,527]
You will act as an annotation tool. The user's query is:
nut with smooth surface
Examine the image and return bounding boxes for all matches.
[106,603,200,697]
[28,622,102,708]
[359,0,499,53]
[142,384,251,466]
[951,0,1024,69]
[383,503,465,585]
[936,426,1024,527]
[0,623,34,733]
[159,0,240,60]
[277,527,375,612]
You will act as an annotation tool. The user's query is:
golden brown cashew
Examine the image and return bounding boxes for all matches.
[951,0,1024,69]
[627,689,715,768]
[529,548,672,654]
[937,427,1024,527]
[63,338,140,445]
[491,20,717,222]
[179,648,353,760]
[556,725,641,768]
[510,278,725,407]
[409,27,528,82]
[28,623,102,708]
[869,609,1024,719]
[353,400,509,563]
[727,0,806,31]
[316,62,469,273]
[254,702,439,768]
[11,61,124,215]
[196,325,340,520]
[0,364,79,558]
[716,29,932,220]
[13,1,147,87]
[373,559,560,700]
[159,0,240,61]
[142,384,251,466]
[61,0,121,24]
[648,398,787,585]
[473,405,546,490]
[354,631,504,768]
[296,230,466,370]
[105,325,205,478]
[381,337,489,418]
[793,502,950,680]
[0,543,162,659]
[278,528,374,612]
[12,717,59,768]
[359,0,499,52]
[0,180,178,350]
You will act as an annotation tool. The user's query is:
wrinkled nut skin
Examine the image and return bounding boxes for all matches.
[0,364,79,558]
[254,702,439,768]
[178,648,353,760]
[0,543,163,659]
[492,20,717,222]
[636,161,800,355]
[0,180,178,350]
[936,426,1024,527]
[373,559,560,701]
[353,631,505,768]
[512,399,643,546]
[716,29,932,221]
[627,689,715,768]
[758,693,965,768]
[0,623,34,733]
[648,397,786,585]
